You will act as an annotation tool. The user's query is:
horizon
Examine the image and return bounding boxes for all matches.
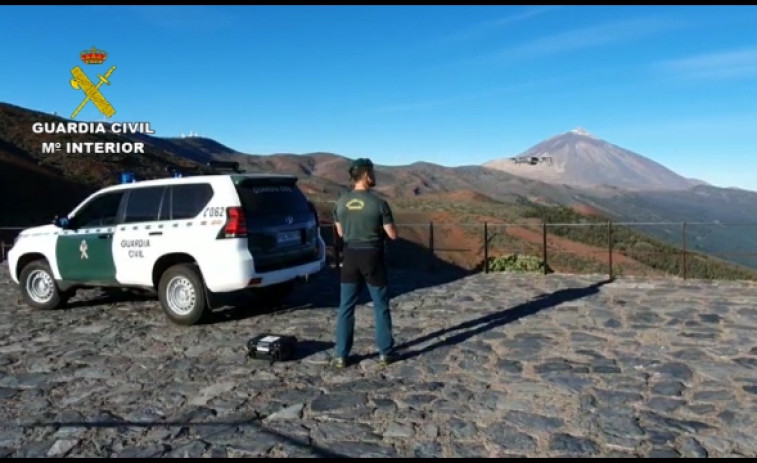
[1,5,756,190]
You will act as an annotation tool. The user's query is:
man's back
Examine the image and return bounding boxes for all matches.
[333,190,394,245]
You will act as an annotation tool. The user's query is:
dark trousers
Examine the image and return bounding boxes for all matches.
[335,246,394,358]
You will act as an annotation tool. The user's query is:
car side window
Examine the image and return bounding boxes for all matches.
[70,192,124,229]
[123,186,166,223]
[171,184,213,219]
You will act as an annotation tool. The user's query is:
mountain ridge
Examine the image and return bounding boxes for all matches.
[483,128,708,192]
[2,101,757,273]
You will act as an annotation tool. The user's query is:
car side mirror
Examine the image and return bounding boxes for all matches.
[53,215,71,229]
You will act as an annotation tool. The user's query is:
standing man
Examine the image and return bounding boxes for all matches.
[332,158,398,368]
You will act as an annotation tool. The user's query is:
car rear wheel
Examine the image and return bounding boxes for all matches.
[158,264,209,325]
[19,260,69,310]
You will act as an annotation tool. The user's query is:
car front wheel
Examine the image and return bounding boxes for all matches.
[19,260,68,310]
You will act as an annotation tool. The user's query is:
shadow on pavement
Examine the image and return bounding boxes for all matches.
[357,278,615,364]
[64,288,156,309]
[13,416,348,458]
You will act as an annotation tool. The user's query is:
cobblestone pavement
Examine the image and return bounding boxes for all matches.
[1,264,757,458]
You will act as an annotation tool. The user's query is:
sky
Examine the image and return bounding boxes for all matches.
[1,5,757,191]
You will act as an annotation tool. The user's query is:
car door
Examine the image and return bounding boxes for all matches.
[55,191,125,284]
[112,185,168,287]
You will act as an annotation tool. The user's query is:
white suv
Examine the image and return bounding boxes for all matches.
[6,165,326,325]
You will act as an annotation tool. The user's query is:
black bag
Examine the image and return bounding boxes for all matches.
[246,334,298,363]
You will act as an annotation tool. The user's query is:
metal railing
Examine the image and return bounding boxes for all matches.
[323,221,757,281]
[3,221,757,281]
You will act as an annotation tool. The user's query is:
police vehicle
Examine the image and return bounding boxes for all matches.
[6,161,326,325]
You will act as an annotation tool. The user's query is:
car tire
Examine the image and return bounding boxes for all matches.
[158,263,209,325]
[19,260,69,310]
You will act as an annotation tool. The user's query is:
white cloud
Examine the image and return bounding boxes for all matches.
[439,6,561,45]
[474,16,687,63]
[607,112,757,139]
[365,80,554,115]
[124,6,235,30]
[659,47,757,80]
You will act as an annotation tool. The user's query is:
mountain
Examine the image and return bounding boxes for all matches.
[2,101,756,276]
[0,102,572,220]
[0,150,93,226]
[483,127,707,191]
[217,152,584,206]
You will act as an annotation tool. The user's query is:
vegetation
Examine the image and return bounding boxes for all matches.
[315,195,757,281]
[488,254,550,273]
[523,204,757,281]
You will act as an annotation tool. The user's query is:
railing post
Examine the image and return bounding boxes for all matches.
[542,221,548,275]
[608,221,613,280]
[682,222,687,280]
[483,222,489,274]
[428,221,435,271]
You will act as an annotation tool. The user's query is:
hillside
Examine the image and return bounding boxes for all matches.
[364,194,757,281]
[1,101,756,279]
[0,103,206,194]
[569,185,757,270]
[483,128,705,191]
[0,154,92,226]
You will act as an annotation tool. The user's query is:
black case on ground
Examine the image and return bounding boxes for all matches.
[246,334,298,362]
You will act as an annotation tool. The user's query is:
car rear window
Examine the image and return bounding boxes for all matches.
[235,180,311,216]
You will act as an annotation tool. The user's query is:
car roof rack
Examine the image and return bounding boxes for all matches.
[207,160,243,172]
[167,160,245,178]
[118,161,246,183]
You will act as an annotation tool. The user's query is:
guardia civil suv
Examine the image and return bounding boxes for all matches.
[6,162,326,325]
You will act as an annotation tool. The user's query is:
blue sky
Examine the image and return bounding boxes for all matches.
[1,5,757,190]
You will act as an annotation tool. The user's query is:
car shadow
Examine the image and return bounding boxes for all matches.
[65,288,157,309]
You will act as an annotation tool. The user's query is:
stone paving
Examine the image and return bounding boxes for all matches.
[1,264,757,458]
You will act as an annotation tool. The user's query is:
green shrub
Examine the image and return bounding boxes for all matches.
[488,254,551,273]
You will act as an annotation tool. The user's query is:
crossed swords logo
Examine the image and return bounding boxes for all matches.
[79,240,89,260]
[70,65,117,118]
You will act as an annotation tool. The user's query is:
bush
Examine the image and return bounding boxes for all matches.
[488,254,551,273]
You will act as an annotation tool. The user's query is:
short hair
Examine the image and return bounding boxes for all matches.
[349,158,374,182]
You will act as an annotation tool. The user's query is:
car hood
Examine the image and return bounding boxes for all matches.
[19,224,60,237]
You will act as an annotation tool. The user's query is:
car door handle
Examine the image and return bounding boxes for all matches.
[149,231,163,236]
[98,234,111,239]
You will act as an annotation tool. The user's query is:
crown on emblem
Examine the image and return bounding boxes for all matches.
[80,46,107,64]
